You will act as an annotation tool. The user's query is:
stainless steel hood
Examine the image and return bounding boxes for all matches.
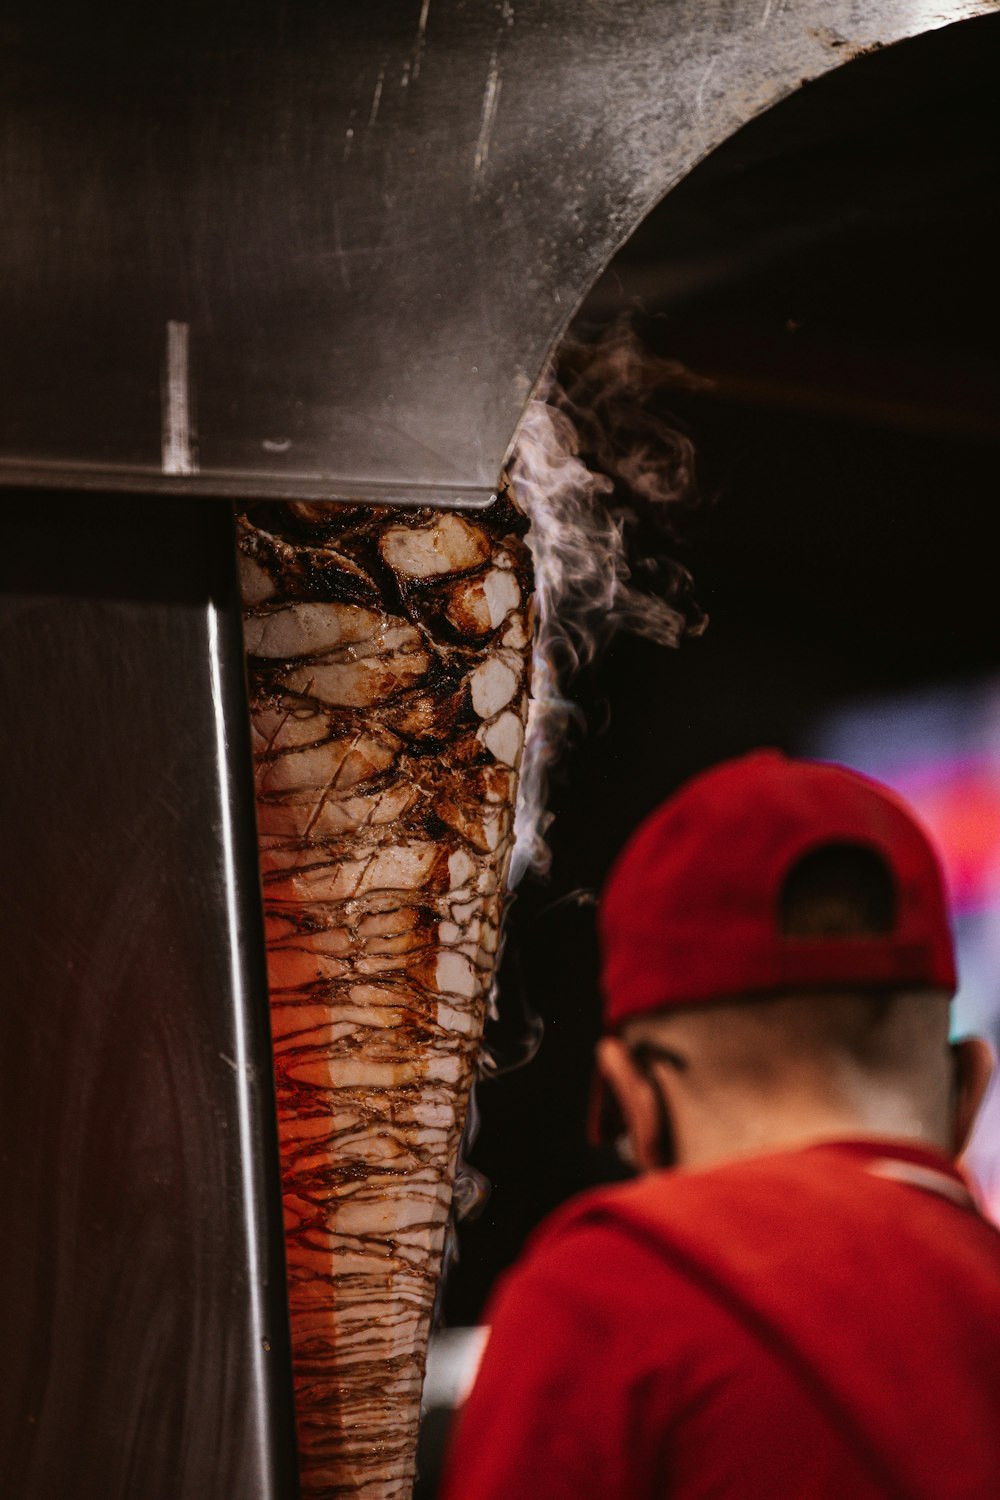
[2,0,994,508]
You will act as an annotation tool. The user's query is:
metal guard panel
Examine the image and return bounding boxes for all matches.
[0,495,300,1499]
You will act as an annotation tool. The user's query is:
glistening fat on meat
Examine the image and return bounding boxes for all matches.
[238,490,533,1498]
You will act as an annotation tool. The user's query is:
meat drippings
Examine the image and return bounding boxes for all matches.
[237,490,533,1498]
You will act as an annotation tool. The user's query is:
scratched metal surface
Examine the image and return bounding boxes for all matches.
[0,0,995,508]
[0,496,300,1500]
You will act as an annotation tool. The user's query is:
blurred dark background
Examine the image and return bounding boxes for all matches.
[441,12,1000,1329]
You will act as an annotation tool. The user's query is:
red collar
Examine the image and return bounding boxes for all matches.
[804,1135,964,1179]
[801,1136,980,1212]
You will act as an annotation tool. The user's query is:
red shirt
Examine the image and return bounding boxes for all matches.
[441,1140,1000,1500]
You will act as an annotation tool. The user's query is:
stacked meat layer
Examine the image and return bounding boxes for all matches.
[237,491,533,1497]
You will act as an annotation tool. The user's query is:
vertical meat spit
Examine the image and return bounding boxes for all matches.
[238,489,533,1495]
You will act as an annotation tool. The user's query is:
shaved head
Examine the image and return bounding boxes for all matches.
[613,989,960,1169]
[624,988,953,1113]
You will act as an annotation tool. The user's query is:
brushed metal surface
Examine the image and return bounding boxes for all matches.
[1,1,995,507]
[0,496,299,1500]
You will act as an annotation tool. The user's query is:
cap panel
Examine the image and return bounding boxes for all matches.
[598,751,957,1029]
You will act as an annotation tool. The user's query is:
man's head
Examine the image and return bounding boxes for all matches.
[594,752,993,1171]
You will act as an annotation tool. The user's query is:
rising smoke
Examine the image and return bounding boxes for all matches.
[509,319,708,884]
[447,324,707,1240]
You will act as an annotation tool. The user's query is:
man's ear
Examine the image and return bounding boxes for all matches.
[595,1036,662,1172]
[951,1035,995,1156]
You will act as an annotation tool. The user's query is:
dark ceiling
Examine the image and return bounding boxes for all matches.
[582,11,1000,443]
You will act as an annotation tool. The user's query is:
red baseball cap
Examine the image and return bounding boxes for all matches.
[599,750,957,1030]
